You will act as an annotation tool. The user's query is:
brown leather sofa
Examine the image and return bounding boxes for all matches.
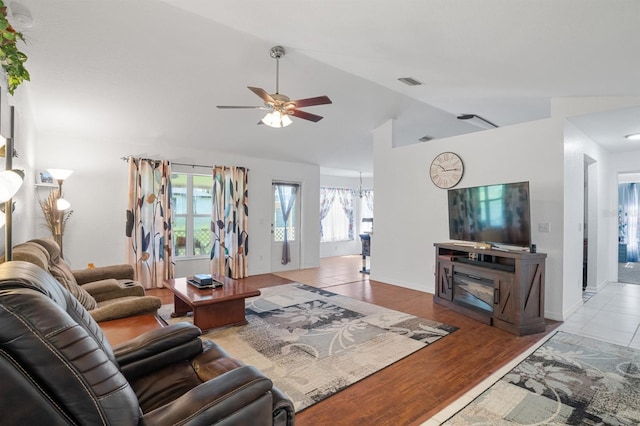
[0,260,295,425]
[5,238,161,322]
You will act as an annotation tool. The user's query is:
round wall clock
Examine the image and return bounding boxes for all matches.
[430,152,464,189]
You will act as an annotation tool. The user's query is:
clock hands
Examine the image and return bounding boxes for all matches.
[436,166,460,173]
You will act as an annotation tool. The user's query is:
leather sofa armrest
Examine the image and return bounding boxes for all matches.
[114,323,204,380]
[141,366,274,425]
[73,264,135,284]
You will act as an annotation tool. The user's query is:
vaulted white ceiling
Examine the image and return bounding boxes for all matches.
[12,0,640,176]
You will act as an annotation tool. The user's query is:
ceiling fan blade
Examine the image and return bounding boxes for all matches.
[248,86,275,104]
[291,109,324,122]
[290,95,332,108]
[217,105,269,109]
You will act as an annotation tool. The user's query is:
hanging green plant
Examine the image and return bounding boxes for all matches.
[0,1,29,95]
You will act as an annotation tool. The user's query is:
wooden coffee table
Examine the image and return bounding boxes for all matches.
[163,275,261,331]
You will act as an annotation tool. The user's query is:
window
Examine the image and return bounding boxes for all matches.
[479,185,505,227]
[360,190,374,234]
[171,173,213,258]
[320,187,354,242]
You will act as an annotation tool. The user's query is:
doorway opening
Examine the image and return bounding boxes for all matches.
[583,155,597,292]
[271,182,301,272]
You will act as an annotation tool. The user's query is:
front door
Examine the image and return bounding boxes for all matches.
[271,182,301,272]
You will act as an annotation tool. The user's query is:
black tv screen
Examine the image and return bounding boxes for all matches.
[448,181,531,247]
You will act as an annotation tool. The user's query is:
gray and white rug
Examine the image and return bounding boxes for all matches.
[160,283,457,412]
[444,331,640,425]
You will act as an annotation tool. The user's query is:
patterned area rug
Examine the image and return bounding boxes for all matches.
[444,331,640,425]
[159,283,457,412]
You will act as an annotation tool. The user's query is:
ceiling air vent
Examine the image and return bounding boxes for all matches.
[418,135,433,142]
[398,77,423,86]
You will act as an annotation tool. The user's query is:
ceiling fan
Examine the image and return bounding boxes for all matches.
[217,46,332,128]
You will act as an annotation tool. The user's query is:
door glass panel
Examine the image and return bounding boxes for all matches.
[273,184,296,242]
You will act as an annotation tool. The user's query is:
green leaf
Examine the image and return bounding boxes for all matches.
[0,6,29,94]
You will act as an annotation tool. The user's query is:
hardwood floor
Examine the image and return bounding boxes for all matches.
[146,255,559,425]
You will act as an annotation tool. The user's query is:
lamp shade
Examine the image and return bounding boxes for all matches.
[56,198,71,211]
[47,168,74,181]
[0,169,24,202]
[261,111,293,128]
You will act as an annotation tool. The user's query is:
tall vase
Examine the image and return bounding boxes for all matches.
[53,232,64,258]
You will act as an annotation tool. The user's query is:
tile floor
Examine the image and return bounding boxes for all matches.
[424,281,640,425]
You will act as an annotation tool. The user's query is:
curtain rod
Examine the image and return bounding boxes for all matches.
[120,156,212,169]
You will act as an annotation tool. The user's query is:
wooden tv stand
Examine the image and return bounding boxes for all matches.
[433,243,546,336]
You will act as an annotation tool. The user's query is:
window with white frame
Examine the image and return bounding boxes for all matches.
[171,172,213,258]
[320,187,354,242]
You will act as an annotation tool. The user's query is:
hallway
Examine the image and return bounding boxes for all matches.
[560,282,640,348]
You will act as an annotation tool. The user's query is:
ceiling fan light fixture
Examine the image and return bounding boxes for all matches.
[261,111,292,128]
[625,133,640,141]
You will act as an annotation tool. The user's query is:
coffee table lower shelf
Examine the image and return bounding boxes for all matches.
[171,295,250,330]
[164,276,261,331]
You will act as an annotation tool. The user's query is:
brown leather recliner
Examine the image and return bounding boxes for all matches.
[0,261,295,425]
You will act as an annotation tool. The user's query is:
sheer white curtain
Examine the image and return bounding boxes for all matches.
[319,187,336,240]
[336,188,355,240]
[320,187,354,242]
[322,199,350,242]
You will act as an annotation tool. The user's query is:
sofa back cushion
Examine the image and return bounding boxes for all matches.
[26,239,98,311]
[49,263,97,310]
[9,242,50,270]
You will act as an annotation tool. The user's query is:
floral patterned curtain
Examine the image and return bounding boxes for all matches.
[319,187,336,239]
[211,165,249,278]
[125,157,174,288]
[337,188,355,240]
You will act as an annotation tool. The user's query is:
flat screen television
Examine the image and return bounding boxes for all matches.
[448,181,531,248]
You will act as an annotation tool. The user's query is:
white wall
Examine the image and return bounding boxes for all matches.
[0,87,37,256]
[372,98,640,322]
[30,133,321,277]
[562,121,611,300]
[557,97,640,301]
[319,174,373,258]
[372,117,567,320]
